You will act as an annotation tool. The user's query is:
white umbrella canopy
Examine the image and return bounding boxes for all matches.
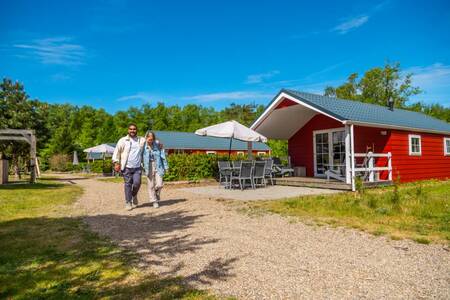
[195,120,267,158]
[83,143,116,155]
[195,120,267,142]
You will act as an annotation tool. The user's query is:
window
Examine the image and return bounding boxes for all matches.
[236,151,244,156]
[206,151,217,155]
[444,138,450,156]
[257,151,266,156]
[409,134,421,156]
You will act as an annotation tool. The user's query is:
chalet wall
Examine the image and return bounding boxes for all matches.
[288,114,342,177]
[288,116,450,182]
[388,130,450,182]
[354,127,450,182]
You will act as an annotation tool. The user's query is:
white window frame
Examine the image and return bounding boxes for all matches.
[444,137,450,156]
[206,151,217,155]
[257,151,266,156]
[408,134,422,156]
[313,127,346,177]
[236,151,244,156]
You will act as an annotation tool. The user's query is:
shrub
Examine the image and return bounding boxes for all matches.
[49,154,71,171]
[163,153,255,182]
[391,176,401,208]
[355,176,365,195]
[164,154,218,181]
[366,194,378,208]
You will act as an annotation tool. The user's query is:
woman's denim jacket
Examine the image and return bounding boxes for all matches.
[142,142,169,177]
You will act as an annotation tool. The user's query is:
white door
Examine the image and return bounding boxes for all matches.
[314,128,345,177]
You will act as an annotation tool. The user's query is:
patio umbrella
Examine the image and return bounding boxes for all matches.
[83,144,116,171]
[83,143,116,157]
[195,120,268,158]
[73,151,79,165]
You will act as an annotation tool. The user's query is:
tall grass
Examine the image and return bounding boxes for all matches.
[242,180,450,244]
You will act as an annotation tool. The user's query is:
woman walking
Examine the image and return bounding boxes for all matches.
[142,131,169,208]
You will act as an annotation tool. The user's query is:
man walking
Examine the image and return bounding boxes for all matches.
[112,123,146,210]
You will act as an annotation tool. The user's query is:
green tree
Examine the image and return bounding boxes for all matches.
[324,62,421,108]
[0,78,48,176]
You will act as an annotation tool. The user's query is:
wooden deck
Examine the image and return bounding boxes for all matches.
[274,177,352,191]
[274,177,394,191]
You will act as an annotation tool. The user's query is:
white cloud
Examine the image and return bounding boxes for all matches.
[50,73,71,81]
[406,63,450,87]
[405,63,450,106]
[245,70,280,84]
[332,15,369,34]
[183,91,272,103]
[13,37,85,65]
[116,92,153,102]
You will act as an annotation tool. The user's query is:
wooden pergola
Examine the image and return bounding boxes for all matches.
[0,129,38,183]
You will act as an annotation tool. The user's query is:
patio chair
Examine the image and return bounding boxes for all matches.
[253,161,266,188]
[218,161,232,187]
[264,159,274,185]
[232,160,242,169]
[230,161,253,190]
[272,157,294,177]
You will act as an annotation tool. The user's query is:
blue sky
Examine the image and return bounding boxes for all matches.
[1,0,450,112]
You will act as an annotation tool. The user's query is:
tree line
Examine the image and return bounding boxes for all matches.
[0,78,268,171]
[1,62,449,172]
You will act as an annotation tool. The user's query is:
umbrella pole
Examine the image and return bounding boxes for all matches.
[228,137,233,160]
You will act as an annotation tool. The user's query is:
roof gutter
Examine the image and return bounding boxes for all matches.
[343,120,450,135]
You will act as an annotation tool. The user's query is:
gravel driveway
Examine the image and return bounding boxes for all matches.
[70,177,449,299]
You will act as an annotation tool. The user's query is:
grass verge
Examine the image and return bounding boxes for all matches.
[0,179,220,299]
[238,180,450,244]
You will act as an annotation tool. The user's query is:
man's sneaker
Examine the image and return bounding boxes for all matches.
[153,202,159,208]
[125,203,133,211]
[132,195,138,207]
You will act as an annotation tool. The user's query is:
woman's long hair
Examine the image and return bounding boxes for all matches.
[145,130,156,140]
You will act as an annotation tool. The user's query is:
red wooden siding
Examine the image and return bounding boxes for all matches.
[353,126,390,180]
[387,130,450,182]
[288,116,450,182]
[288,114,342,176]
[354,127,450,182]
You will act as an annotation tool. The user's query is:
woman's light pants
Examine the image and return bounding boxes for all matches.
[147,171,163,203]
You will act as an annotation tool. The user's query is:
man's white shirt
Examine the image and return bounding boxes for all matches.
[125,137,141,168]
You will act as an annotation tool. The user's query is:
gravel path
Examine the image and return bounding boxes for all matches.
[69,176,450,299]
[178,185,340,201]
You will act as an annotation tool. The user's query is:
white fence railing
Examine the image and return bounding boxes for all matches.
[353,152,392,182]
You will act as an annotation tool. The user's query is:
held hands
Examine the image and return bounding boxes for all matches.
[114,163,121,173]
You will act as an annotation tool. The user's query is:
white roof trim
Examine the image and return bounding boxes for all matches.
[343,120,450,135]
[251,92,344,130]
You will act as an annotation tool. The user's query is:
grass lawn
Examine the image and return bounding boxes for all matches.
[0,179,220,299]
[239,180,450,244]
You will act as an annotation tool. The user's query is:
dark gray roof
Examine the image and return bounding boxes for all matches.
[153,130,270,151]
[271,89,450,134]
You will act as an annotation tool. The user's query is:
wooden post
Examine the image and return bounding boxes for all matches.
[30,132,37,183]
[350,124,356,191]
[368,151,374,182]
[344,125,351,184]
[0,159,8,184]
[247,141,253,160]
[388,152,392,181]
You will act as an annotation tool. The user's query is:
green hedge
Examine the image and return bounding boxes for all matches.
[49,153,262,181]
[56,159,113,173]
[163,153,262,181]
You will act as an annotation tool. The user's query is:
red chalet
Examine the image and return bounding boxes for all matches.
[251,89,450,190]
